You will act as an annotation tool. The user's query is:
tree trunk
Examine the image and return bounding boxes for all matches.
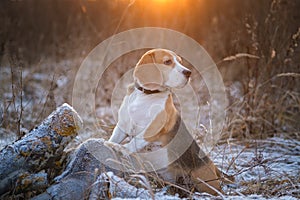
[31,139,150,200]
[0,103,82,197]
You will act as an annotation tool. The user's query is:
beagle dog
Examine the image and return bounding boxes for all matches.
[108,49,223,195]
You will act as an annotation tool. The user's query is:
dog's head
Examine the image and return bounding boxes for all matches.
[133,49,191,91]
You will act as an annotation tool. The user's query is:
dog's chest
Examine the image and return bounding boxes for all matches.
[119,90,169,134]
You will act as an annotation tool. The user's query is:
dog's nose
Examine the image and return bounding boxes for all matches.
[182,69,191,78]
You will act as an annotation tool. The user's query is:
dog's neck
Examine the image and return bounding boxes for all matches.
[134,82,167,94]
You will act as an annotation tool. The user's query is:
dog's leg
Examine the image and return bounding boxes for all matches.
[109,126,127,144]
[105,126,131,156]
[109,94,131,144]
[191,162,222,195]
[123,135,149,153]
[124,109,168,153]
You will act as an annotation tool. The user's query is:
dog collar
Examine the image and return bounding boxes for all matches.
[134,82,162,94]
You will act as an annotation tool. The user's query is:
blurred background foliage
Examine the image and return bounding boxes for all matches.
[0,0,299,62]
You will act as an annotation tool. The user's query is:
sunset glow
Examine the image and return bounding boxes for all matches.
[153,0,188,6]
[152,0,173,3]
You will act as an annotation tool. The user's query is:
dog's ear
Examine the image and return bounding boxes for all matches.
[136,51,155,66]
[134,52,163,90]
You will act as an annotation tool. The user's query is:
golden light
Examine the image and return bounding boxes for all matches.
[152,0,173,3]
[151,0,188,6]
[148,0,189,11]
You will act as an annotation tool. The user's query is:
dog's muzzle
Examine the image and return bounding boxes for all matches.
[182,69,191,79]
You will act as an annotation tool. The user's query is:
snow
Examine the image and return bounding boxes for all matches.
[111,136,300,199]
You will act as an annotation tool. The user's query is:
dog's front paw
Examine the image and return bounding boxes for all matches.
[123,143,136,153]
[104,141,123,152]
[104,141,132,157]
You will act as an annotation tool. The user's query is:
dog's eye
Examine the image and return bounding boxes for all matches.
[164,59,172,65]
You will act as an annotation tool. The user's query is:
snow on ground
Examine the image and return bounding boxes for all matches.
[1,63,299,199]
[212,137,300,198]
[112,136,299,199]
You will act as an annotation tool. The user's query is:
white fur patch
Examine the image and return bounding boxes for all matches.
[117,89,170,136]
[163,55,189,88]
